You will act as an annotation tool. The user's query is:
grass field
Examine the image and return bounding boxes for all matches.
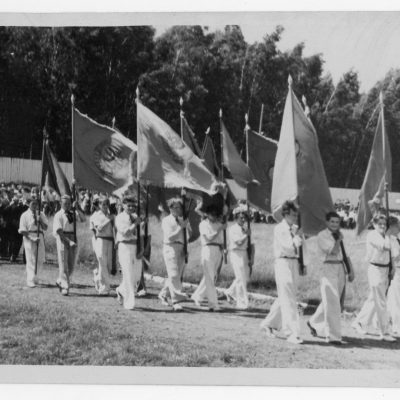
[2,217,397,368]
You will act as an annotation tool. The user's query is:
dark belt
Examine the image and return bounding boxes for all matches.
[205,243,223,249]
[370,262,390,268]
[28,230,43,234]
[280,256,298,259]
[119,240,136,245]
[63,231,74,235]
[324,260,343,264]
[97,236,114,241]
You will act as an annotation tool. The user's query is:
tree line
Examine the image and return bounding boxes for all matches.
[0,25,399,191]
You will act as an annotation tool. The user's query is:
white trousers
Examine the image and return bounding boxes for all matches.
[387,268,400,333]
[93,238,113,294]
[159,244,186,304]
[355,264,389,335]
[56,236,77,290]
[117,243,140,310]
[310,263,346,341]
[261,258,300,337]
[226,250,249,309]
[192,246,222,307]
[23,234,45,286]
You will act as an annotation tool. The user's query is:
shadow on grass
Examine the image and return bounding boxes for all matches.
[302,335,400,350]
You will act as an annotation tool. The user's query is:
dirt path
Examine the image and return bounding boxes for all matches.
[1,263,400,369]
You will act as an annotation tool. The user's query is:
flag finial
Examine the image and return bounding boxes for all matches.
[219,109,222,118]
[302,95,307,107]
[379,91,384,106]
[179,97,183,107]
[136,86,140,99]
[288,75,293,87]
[71,94,75,105]
[112,116,116,128]
[205,127,210,135]
[245,113,248,123]
[43,126,48,140]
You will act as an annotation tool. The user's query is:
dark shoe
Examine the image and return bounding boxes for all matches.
[307,321,317,337]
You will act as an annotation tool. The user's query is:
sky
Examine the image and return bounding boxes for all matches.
[154,12,400,92]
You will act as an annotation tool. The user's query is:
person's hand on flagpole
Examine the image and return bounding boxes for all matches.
[31,236,40,243]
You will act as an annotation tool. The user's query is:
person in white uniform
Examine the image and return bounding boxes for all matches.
[158,197,191,311]
[307,211,354,345]
[90,196,115,295]
[191,204,225,311]
[114,195,142,310]
[387,216,400,336]
[352,214,396,341]
[260,200,304,344]
[18,198,48,288]
[53,194,85,296]
[225,204,251,310]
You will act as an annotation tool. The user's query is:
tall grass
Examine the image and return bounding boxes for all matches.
[43,216,369,310]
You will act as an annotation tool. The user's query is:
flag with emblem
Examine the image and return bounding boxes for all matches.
[137,102,218,195]
[41,139,71,196]
[73,108,136,194]
[272,77,333,236]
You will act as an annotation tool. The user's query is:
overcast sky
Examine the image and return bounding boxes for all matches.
[154,12,400,92]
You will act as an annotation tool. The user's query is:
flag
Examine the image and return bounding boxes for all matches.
[137,102,218,195]
[356,108,392,235]
[247,130,277,212]
[73,108,136,194]
[221,120,255,186]
[271,80,333,236]
[202,134,221,178]
[181,116,202,157]
[41,140,71,196]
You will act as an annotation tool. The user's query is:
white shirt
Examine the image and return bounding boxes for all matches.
[53,209,75,237]
[199,219,224,247]
[115,211,137,244]
[90,210,114,238]
[162,214,189,245]
[390,235,400,268]
[273,219,302,259]
[19,209,48,236]
[317,228,343,263]
[366,230,391,265]
[228,223,248,251]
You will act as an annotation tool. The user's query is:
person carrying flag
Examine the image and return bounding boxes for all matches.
[260,200,304,344]
[158,197,191,311]
[18,198,48,288]
[53,195,85,296]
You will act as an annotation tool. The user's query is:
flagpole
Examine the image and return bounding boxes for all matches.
[136,87,141,258]
[244,113,253,276]
[35,127,47,276]
[219,109,228,265]
[380,92,393,288]
[258,103,264,135]
[287,76,306,276]
[179,97,189,264]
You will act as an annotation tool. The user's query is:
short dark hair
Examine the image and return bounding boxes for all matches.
[388,215,399,227]
[122,195,137,204]
[282,201,298,216]
[205,204,220,216]
[326,211,340,221]
[372,213,387,224]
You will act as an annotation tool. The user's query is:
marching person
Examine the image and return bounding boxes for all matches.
[191,204,225,311]
[224,204,251,310]
[90,196,115,295]
[6,194,26,262]
[351,214,396,341]
[307,211,354,345]
[18,198,48,287]
[158,197,191,311]
[114,195,142,310]
[387,216,400,337]
[260,200,304,344]
[53,194,85,296]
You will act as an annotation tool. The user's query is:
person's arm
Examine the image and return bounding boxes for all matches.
[275,224,300,253]
[230,225,248,247]
[200,222,222,242]
[368,231,391,251]
[317,230,340,255]
[38,211,48,231]
[18,214,39,243]
[115,214,138,236]
[162,217,184,241]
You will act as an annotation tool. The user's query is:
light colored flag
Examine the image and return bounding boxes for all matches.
[271,77,333,236]
[41,139,71,197]
[73,108,136,194]
[137,102,218,195]
[356,101,392,235]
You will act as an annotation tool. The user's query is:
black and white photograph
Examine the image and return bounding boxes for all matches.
[1,3,400,390]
